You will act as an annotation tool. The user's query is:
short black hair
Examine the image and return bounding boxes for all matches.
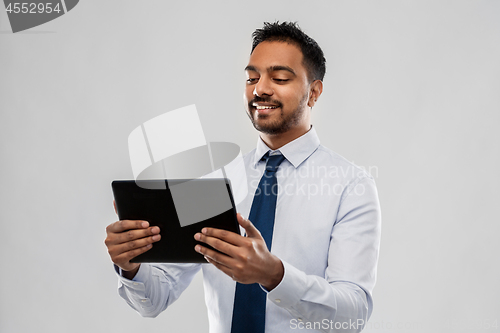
[251,21,326,82]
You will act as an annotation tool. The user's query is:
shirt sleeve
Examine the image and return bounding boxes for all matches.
[115,262,202,318]
[265,176,381,333]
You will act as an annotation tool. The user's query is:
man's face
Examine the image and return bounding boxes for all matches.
[244,41,311,135]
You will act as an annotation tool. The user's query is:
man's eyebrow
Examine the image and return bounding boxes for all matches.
[245,65,258,72]
[269,65,296,76]
[244,65,296,76]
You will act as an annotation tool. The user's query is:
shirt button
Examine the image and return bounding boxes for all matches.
[275,299,281,303]
[141,299,147,302]
[298,318,303,322]
[133,282,139,286]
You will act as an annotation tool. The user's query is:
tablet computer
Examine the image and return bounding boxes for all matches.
[111,178,240,263]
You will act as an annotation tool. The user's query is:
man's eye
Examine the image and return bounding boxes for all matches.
[247,78,258,83]
[273,78,289,83]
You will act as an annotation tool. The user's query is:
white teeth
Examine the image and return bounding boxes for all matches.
[255,106,278,110]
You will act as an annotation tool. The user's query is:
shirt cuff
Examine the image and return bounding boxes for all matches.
[114,264,151,287]
[114,264,155,309]
[265,260,308,309]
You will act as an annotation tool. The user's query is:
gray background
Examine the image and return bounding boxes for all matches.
[1,1,499,332]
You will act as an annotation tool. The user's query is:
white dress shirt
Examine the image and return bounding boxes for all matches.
[115,126,381,333]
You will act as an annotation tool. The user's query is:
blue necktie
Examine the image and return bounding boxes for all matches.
[230,151,286,333]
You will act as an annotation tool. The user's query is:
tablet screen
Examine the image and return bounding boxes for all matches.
[111,178,240,263]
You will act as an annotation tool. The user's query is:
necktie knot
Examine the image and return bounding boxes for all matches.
[263,152,286,175]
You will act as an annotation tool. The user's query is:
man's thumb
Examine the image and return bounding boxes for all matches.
[237,213,261,238]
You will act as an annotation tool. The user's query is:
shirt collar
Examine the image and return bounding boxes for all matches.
[252,126,321,168]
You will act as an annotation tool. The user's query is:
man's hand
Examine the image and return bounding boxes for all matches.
[105,200,161,279]
[194,213,284,291]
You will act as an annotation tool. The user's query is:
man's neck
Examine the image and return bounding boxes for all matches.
[260,125,312,150]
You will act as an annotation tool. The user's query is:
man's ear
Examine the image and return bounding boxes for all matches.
[307,80,323,107]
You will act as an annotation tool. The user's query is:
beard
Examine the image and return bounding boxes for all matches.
[246,92,309,135]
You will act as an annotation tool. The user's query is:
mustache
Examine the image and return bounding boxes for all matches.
[249,97,282,107]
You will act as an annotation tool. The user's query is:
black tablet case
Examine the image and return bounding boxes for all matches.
[111,179,240,263]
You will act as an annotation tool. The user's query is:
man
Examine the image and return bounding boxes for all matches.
[105,22,381,333]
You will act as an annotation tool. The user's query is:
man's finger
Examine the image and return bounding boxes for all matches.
[237,213,261,238]
[195,232,239,257]
[114,226,160,244]
[109,234,161,256]
[113,243,153,264]
[106,220,150,233]
[204,256,236,280]
[195,245,235,268]
[199,227,243,247]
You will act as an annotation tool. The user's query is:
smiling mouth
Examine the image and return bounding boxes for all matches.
[253,105,279,117]
[254,105,279,110]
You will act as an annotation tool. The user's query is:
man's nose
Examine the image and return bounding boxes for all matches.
[253,77,273,97]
